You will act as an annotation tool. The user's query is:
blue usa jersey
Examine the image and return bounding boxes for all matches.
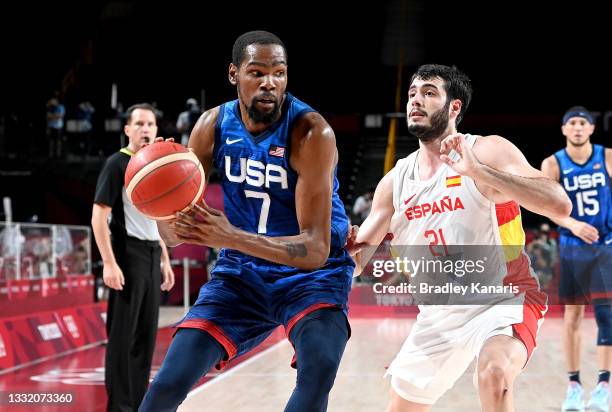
[212,93,352,270]
[555,144,612,242]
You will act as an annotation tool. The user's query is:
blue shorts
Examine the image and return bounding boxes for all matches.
[176,248,353,367]
[559,233,612,304]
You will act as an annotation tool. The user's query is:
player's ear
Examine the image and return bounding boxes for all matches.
[450,99,462,118]
[228,63,238,86]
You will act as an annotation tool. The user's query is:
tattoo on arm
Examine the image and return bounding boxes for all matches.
[286,242,307,258]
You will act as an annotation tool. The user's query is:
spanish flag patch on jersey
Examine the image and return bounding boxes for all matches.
[446,175,461,188]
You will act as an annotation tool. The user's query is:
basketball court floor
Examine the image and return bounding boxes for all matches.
[0,307,601,411]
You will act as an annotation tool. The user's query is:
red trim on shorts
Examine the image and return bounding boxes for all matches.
[285,303,338,369]
[176,319,238,368]
[285,303,338,338]
[589,292,612,300]
[512,303,546,359]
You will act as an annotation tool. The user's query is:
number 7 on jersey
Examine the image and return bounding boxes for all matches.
[244,190,271,234]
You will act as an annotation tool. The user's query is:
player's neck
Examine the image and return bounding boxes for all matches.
[241,114,278,135]
[566,141,592,164]
[417,136,447,180]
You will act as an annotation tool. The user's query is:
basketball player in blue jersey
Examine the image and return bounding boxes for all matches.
[541,106,612,412]
[139,31,354,412]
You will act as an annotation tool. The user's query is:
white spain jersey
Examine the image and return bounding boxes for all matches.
[392,134,511,247]
[388,134,546,336]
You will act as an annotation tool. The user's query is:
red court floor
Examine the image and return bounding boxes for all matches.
[0,326,286,411]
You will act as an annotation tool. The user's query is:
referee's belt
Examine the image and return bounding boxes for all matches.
[126,236,160,248]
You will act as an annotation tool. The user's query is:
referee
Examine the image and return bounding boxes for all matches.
[91,103,175,412]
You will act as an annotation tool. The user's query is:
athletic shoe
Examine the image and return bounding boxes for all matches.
[562,382,585,412]
[587,382,609,412]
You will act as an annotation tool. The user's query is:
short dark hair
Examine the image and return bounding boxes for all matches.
[411,64,473,125]
[125,103,157,124]
[232,30,286,67]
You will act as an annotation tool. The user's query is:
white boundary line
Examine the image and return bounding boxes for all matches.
[0,341,106,376]
[185,339,289,399]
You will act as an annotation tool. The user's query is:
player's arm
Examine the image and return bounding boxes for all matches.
[441,134,572,220]
[349,170,395,276]
[541,155,599,244]
[156,107,219,247]
[606,148,612,178]
[173,112,338,270]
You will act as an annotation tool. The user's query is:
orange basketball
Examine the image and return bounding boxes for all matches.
[124,142,205,220]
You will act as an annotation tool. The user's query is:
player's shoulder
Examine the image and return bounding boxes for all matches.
[189,106,221,140]
[541,154,560,177]
[472,134,518,157]
[473,134,508,147]
[292,111,334,142]
[604,147,612,174]
[395,151,416,171]
[293,110,328,127]
[199,106,221,126]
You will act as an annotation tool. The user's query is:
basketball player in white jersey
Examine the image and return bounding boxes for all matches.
[348,64,572,411]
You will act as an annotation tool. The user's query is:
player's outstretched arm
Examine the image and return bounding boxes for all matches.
[157,107,219,247]
[441,133,572,220]
[349,170,395,276]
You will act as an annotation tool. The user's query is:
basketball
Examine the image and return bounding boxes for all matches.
[124,141,205,220]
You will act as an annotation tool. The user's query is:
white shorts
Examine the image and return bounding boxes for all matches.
[385,305,536,405]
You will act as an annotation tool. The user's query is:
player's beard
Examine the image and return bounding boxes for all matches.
[247,96,279,125]
[238,83,280,125]
[407,100,451,143]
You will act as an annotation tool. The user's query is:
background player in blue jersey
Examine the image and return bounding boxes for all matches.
[139,31,354,412]
[541,106,612,412]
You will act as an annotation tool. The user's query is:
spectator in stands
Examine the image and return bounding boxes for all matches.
[76,100,95,155]
[69,245,89,274]
[352,187,374,225]
[77,101,95,133]
[46,91,65,158]
[176,98,201,146]
[535,223,558,265]
[526,223,558,285]
[527,241,553,285]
